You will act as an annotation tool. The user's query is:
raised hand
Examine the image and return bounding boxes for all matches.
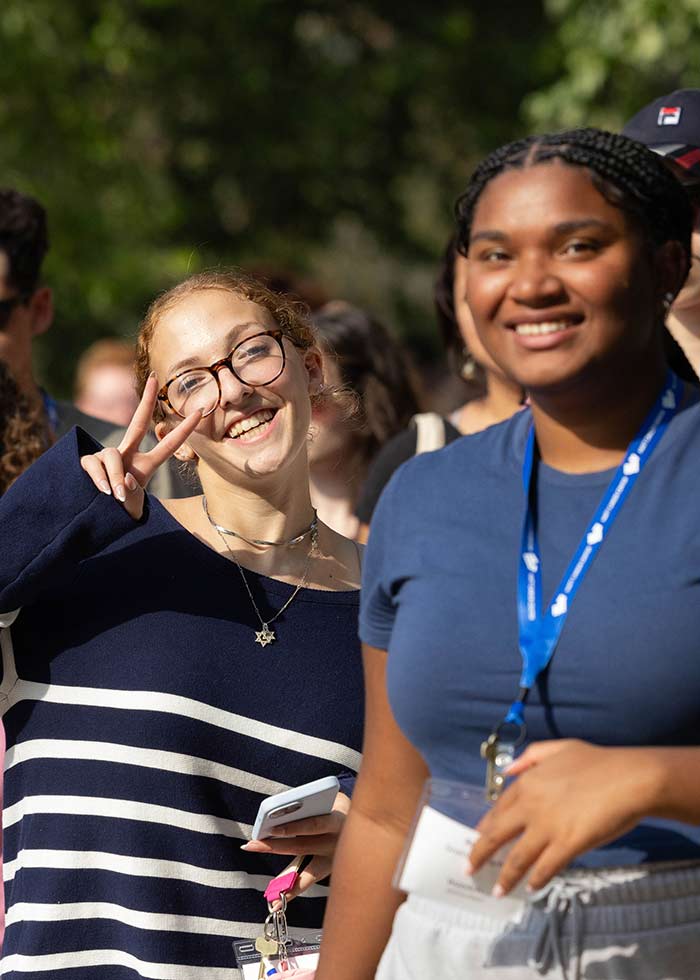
[80,372,202,519]
[241,792,351,901]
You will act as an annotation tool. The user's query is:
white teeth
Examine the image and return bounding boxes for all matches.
[227,409,274,439]
[514,321,574,336]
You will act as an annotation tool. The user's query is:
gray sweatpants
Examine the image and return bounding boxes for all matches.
[376,863,700,980]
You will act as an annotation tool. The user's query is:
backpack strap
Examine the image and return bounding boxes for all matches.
[412,413,447,454]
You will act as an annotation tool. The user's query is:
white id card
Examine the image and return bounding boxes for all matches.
[232,934,321,978]
[395,779,528,919]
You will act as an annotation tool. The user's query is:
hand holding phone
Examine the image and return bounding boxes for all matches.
[242,776,350,902]
[252,775,340,840]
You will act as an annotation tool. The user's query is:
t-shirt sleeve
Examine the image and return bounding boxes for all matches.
[358,467,403,650]
[355,427,418,524]
[0,426,147,614]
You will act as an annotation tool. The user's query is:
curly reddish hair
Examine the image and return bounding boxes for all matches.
[0,360,50,494]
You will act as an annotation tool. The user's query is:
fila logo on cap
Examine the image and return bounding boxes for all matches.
[658,106,682,125]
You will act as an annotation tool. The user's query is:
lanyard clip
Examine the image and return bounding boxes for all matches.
[480,732,515,803]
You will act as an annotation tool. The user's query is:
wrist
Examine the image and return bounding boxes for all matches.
[625,746,700,824]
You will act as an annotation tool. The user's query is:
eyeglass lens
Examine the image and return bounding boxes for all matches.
[167,333,285,416]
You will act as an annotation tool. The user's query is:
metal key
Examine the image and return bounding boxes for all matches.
[255,935,278,979]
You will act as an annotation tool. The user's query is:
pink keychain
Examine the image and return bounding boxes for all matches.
[259,856,320,976]
[264,869,300,905]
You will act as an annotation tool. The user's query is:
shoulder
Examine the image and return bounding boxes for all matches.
[55,402,124,446]
[394,408,530,491]
[311,525,362,592]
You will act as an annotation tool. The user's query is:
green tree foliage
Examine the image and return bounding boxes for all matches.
[528,0,700,130]
[0,0,551,394]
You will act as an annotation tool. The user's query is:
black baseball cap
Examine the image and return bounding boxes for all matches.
[622,89,700,176]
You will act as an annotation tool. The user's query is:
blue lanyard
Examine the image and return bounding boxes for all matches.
[504,370,682,734]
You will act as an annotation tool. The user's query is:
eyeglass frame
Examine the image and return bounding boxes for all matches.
[157,329,291,419]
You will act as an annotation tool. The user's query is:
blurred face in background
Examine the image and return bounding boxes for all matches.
[0,249,52,395]
[75,363,139,426]
[308,351,351,468]
[665,162,700,314]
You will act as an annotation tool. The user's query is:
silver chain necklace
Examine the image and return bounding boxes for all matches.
[202,495,318,549]
[205,501,319,647]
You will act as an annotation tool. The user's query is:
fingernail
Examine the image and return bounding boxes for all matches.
[149,370,156,379]
[115,485,126,502]
[464,860,473,876]
[240,843,253,850]
[492,884,505,899]
[125,473,138,492]
[98,481,111,496]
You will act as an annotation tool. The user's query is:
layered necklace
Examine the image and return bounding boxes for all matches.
[202,496,319,647]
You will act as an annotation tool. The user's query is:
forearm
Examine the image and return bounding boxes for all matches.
[640,746,700,825]
[316,805,408,979]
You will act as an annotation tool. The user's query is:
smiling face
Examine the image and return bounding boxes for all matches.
[150,288,322,485]
[465,161,675,394]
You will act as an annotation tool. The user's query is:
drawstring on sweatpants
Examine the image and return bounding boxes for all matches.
[529,881,586,980]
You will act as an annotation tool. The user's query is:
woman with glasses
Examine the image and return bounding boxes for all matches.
[317,129,700,979]
[0,270,364,977]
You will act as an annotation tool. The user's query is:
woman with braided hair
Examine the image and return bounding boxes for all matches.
[316,128,700,979]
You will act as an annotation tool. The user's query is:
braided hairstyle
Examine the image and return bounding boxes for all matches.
[455,128,692,274]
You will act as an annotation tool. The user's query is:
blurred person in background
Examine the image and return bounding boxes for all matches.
[309,301,419,539]
[355,237,524,538]
[623,89,700,382]
[0,359,48,496]
[74,337,140,427]
[0,187,190,498]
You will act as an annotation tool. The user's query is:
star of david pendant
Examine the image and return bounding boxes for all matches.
[255,624,276,647]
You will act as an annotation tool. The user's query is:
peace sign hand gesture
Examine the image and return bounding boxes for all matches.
[80,372,202,520]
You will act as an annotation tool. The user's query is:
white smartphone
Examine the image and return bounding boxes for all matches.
[251,775,340,840]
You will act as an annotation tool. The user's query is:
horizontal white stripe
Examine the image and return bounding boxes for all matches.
[0,608,20,628]
[0,948,238,979]
[3,848,329,899]
[5,679,362,770]
[5,901,240,938]
[4,900,322,941]
[5,739,289,797]
[3,795,253,839]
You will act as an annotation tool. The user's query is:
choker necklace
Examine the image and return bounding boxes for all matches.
[202,495,318,549]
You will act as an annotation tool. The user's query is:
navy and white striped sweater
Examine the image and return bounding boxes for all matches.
[0,428,364,979]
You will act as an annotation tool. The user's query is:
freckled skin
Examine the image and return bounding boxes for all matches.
[150,290,322,488]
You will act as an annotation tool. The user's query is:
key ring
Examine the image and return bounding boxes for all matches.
[267,891,288,916]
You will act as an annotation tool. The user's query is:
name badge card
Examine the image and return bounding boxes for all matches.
[395,779,527,919]
[233,934,321,978]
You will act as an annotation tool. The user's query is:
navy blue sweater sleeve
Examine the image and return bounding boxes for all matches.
[0,426,147,613]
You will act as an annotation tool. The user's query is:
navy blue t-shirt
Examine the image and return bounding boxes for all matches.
[361,401,700,866]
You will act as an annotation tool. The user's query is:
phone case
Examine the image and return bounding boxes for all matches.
[252,775,339,840]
